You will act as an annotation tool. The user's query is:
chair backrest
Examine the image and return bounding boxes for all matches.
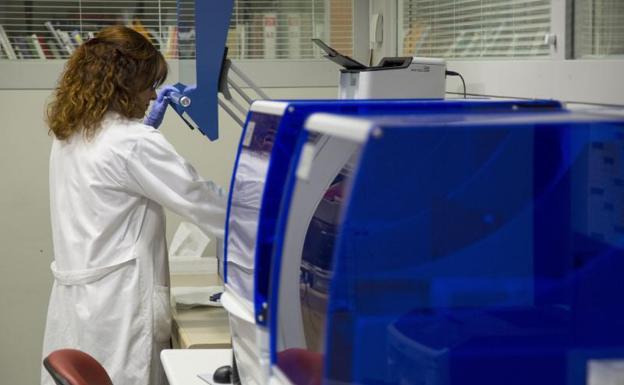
[43,349,113,385]
[277,348,322,385]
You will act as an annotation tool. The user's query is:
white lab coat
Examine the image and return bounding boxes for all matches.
[41,112,226,385]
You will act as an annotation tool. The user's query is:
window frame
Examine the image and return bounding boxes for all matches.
[397,0,556,60]
[395,0,623,105]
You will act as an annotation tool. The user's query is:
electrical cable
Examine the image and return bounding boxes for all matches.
[445,70,466,99]
[443,69,623,108]
[444,90,624,109]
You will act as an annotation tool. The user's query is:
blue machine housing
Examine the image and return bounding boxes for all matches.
[169,0,234,140]
[270,110,624,385]
[223,99,563,325]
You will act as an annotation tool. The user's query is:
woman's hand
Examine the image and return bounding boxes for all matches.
[144,85,179,129]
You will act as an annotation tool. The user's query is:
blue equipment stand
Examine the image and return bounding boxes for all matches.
[169,0,234,140]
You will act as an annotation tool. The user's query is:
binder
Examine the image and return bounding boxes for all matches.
[263,13,277,59]
[45,22,73,56]
[36,35,52,58]
[0,24,17,60]
[286,13,302,59]
[165,25,178,59]
[45,38,63,58]
[13,36,34,59]
[31,34,46,59]
[57,29,75,54]
[71,31,83,46]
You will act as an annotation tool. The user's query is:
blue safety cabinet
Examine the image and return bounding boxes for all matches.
[268,109,624,385]
[222,98,562,385]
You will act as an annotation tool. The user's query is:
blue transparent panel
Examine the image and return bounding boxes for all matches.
[273,130,362,385]
[267,101,563,362]
[320,112,624,385]
[225,111,279,302]
[299,158,351,353]
[255,99,562,323]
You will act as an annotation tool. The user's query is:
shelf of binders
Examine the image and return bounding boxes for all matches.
[0,21,181,60]
[0,15,323,61]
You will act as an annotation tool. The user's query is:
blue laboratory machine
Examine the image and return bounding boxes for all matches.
[222,99,563,385]
[268,109,624,385]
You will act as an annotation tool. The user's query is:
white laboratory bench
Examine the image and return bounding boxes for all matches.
[165,258,232,384]
[170,272,231,349]
[161,348,232,385]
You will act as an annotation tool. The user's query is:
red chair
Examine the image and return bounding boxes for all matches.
[277,348,323,385]
[43,349,113,385]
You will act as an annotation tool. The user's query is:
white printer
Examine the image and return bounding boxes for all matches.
[313,39,446,100]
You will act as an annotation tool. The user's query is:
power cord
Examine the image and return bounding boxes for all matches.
[446,70,466,99]
[443,91,624,109]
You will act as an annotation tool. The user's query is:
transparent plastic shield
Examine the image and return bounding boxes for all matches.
[298,135,357,355]
[274,131,362,385]
[320,112,624,385]
[226,111,280,303]
[177,0,196,85]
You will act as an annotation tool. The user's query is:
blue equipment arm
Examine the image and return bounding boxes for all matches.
[169,0,234,140]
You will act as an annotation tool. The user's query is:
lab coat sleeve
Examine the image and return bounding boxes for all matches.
[125,130,226,238]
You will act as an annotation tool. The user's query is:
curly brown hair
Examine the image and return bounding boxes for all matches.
[47,26,168,140]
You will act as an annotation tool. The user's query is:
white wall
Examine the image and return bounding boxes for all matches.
[445,59,624,106]
[0,89,54,385]
[0,85,335,384]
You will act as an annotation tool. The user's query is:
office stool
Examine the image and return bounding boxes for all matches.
[43,349,113,385]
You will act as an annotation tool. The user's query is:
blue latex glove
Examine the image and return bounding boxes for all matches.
[144,85,179,129]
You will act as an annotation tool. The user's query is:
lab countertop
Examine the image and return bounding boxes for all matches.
[161,348,232,385]
[170,273,231,349]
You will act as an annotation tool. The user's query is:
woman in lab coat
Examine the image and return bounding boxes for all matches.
[41,26,225,385]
